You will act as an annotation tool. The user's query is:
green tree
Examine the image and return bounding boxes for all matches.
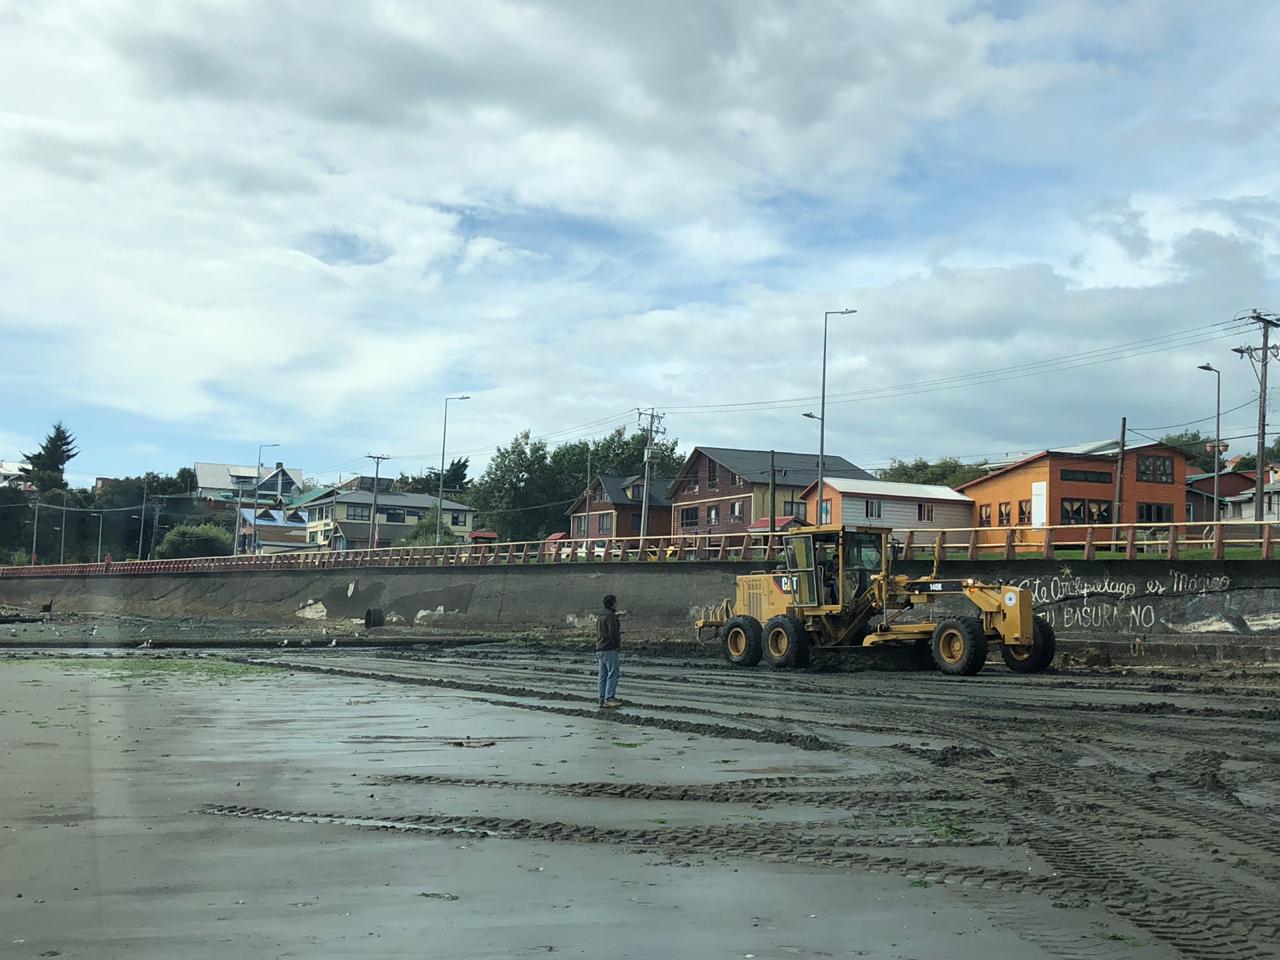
[394,457,471,496]
[396,507,462,546]
[468,427,683,541]
[879,457,988,488]
[155,523,233,559]
[21,421,79,493]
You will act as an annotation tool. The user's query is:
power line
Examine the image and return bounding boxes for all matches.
[662,320,1249,415]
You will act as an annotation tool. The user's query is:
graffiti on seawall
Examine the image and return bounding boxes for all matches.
[1017,569,1233,632]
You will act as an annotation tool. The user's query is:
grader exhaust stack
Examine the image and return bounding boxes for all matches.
[695,524,1055,676]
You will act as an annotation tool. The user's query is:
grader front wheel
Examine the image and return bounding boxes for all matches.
[931,618,988,676]
[1001,615,1057,673]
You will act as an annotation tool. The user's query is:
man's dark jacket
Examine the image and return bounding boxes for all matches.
[595,607,621,652]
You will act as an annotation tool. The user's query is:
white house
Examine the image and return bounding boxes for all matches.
[800,477,973,538]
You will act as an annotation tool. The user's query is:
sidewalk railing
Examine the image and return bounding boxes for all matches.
[2,521,1276,578]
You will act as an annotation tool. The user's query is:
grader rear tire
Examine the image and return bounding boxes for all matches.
[763,615,810,669]
[721,615,763,667]
[1001,615,1056,673]
[931,618,989,676]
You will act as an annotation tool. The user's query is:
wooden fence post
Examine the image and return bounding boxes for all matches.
[1042,527,1054,560]
[1212,524,1225,561]
[1167,524,1179,561]
[1125,526,1138,560]
[967,528,979,560]
[1083,526,1096,561]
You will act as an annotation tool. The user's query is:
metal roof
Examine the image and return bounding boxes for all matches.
[194,461,303,491]
[332,490,472,512]
[568,474,675,514]
[667,447,873,496]
[815,477,972,503]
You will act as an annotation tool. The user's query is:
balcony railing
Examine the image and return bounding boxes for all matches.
[2,521,1276,579]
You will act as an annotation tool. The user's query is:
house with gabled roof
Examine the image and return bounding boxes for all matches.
[666,446,874,535]
[566,474,674,539]
[194,461,304,506]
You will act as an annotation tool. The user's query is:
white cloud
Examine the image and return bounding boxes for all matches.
[0,1,1278,480]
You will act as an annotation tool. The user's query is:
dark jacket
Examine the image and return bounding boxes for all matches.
[595,607,621,652]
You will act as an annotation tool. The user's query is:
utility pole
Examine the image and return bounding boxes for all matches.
[637,408,666,538]
[148,501,162,560]
[365,454,390,549]
[768,449,777,533]
[92,512,103,563]
[30,501,39,565]
[1232,310,1280,521]
[59,489,67,563]
[1113,417,1126,527]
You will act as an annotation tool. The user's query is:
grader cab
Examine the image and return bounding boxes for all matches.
[695,524,1055,677]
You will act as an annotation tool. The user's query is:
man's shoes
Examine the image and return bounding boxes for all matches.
[602,698,621,708]
[598,700,606,709]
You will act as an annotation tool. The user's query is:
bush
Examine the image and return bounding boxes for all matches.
[155,523,233,560]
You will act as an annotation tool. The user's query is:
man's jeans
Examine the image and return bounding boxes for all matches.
[597,650,620,702]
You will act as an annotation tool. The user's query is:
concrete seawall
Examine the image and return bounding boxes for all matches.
[1,558,1276,639]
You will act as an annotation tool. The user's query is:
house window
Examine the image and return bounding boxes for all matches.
[707,461,719,489]
[1061,469,1113,483]
[996,502,1011,526]
[1137,502,1174,523]
[783,501,807,521]
[308,530,318,543]
[347,504,370,521]
[730,500,744,522]
[573,515,588,537]
[707,504,720,526]
[918,503,934,523]
[631,485,644,500]
[1060,499,1087,524]
[1017,500,1031,525]
[383,508,406,524]
[817,499,830,523]
[1087,500,1112,524]
[406,510,421,521]
[865,500,882,519]
[1136,455,1174,484]
[680,506,699,528]
[727,472,739,486]
[451,512,465,526]
[598,513,613,535]
[978,504,992,527]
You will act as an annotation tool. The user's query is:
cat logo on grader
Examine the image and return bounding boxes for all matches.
[695,524,1055,677]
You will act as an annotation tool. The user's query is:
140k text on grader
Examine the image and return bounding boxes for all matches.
[696,525,1055,677]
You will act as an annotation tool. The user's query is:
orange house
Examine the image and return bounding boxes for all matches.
[957,440,1192,544]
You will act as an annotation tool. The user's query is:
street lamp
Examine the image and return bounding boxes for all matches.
[1198,363,1222,520]
[90,512,104,563]
[802,411,824,522]
[252,443,280,555]
[437,395,470,545]
[811,308,855,525]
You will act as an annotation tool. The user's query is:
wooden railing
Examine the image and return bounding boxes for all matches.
[3,521,1276,578]
[894,520,1280,562]
[0,532,792,578]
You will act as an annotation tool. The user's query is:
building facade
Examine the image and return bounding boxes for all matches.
[566,474,673,539]
[297,483,475,550]
[957,440,1191,543]
[666,447,874,536]
[799,478,972,537]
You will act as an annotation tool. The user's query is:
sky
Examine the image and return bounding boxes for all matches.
[2,0,1280,488]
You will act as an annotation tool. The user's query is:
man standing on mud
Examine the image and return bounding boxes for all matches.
[596,594,622,708]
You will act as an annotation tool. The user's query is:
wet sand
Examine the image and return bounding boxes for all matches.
[3,651,1274,958]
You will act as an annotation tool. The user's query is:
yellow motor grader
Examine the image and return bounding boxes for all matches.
[695,524,1054,676]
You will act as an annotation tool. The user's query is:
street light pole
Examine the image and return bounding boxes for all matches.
[807,308,854,524]
[437,395,470,545]
[1198,363,1222,520]
[365,454,391,549]
[137,475,148,560]
[252,443,280,556]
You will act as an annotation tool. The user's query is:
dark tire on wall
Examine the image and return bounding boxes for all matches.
[1002,615,1057,673]
[931,617,989,676]
[721,615,763,667]
[365,607,386,629]
[763,615,810,669]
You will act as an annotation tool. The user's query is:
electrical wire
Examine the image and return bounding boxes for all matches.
[662,320,1250,415]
